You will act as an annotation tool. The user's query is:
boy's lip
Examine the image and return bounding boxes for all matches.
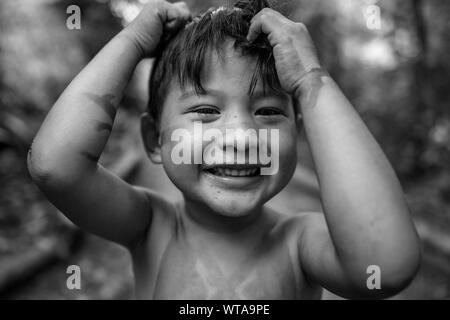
[202,169,263,189]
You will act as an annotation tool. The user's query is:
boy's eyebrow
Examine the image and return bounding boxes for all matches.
[178,87,289,101]
[250,90,290,102]
[178,88,222,101]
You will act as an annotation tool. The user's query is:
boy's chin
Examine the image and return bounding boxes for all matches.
[202,194,264,218]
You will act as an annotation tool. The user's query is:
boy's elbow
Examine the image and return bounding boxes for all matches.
[28,145,52,183]
[27,143,75,188]
[364,217,422,298]
[351,241,421,299]
[380,244,421,297]
[383,225,422,290]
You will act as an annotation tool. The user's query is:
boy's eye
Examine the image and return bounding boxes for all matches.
[189,106,220,115]
[196,107,220,114]
[255,107,284,116]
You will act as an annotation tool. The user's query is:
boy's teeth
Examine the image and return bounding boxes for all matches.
[209,167,259,177]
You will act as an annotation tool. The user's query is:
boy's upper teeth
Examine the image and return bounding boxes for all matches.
[212,167,258,177]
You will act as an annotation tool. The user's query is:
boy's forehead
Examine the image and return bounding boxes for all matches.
[203,41,258,84]
[174,41,277,99]
[164,39,291,105]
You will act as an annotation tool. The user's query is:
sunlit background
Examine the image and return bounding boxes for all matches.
[0,0,449,299]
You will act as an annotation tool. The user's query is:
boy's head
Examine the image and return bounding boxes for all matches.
[141,0,299,217]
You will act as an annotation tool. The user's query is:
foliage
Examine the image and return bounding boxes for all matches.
[0,0,449,299]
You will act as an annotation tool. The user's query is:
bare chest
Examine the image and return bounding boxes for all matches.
[146,237,316,299]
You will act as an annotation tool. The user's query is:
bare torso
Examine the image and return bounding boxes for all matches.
[130,196,322,299]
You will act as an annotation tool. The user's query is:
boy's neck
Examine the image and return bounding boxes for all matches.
[182,198,264,235]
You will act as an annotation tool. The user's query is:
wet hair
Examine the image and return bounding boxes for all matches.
[147,0,283,123]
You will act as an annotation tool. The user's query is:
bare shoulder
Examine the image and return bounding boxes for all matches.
[136,186,178,216]
[263,208,325,242]
[270,210,324,233]
[295,211,326,227]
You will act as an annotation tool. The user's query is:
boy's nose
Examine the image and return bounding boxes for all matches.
[222,125,256,147]
[222,107,256,130]
[218,113,260,164]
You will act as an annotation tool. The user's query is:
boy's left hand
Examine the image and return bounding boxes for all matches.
[247,8,322,98]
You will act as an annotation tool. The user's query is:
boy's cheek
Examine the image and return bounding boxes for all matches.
[277,128,298,154]
[160,125,199,164]
[276,132,298,174]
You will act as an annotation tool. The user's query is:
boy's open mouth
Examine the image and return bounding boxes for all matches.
[203,165,261,177]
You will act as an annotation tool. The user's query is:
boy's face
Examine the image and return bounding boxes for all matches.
[156,40,298,217]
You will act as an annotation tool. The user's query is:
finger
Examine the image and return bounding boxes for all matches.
[166,1,191,23]
[247,10,273,42]
[157,2,190,38]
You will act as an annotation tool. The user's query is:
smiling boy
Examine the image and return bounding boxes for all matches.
[28,0,420,299]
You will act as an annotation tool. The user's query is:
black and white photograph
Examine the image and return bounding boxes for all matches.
[0,0,449,302]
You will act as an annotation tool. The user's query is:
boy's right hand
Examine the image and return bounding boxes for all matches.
[123,0,191,57]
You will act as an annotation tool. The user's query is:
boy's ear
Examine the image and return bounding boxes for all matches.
[140,112,162,164]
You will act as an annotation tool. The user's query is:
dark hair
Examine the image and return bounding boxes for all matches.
[147,0,283,123]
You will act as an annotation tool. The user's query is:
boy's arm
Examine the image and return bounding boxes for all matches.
[296,74,421,298]
[28,1,190,248]
[248,9,421,298]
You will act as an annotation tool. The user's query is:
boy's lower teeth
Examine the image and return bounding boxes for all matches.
[208,168,259,177]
